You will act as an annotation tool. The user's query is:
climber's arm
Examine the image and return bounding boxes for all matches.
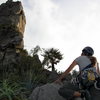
[55,60,77,83]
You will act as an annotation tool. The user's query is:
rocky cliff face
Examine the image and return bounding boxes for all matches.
[0,0,26,66]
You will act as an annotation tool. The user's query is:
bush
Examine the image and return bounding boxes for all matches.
[0,79,27,100]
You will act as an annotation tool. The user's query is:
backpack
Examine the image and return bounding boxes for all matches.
[77,64,98,89]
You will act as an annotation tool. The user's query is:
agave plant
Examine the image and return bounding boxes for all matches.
[0,79,25,100]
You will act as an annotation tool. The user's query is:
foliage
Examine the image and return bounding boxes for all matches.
[72,70,79,77]
[0,79,26,100]
[20,70,47,97]
[0,47,64,100]
[42,48,63,71]
[20,49,28,56]
[16,55,34,76]
[30,45,41,56]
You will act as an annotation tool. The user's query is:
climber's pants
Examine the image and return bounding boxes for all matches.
[58,81,80,99]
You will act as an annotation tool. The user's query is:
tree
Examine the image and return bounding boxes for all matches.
[30,45,42,69]
[42,48,63,71]
[20,49,28,56]
[72,70,79,77]
[30,45,41,56]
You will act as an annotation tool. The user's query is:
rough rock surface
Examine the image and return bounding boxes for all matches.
[29,82,100,100]
[90,86,100,100]
[0,0,26,65]
[29,83,82,100]
[29,83,65,100]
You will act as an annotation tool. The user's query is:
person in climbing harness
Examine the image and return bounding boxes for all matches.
[55,46,100,100]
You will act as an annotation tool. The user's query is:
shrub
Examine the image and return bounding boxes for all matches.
[0,79,27,100]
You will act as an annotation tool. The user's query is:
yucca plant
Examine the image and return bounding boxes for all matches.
[20,69,47,97]
[0,79,25,100]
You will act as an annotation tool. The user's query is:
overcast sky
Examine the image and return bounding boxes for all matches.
[1,0,100,71]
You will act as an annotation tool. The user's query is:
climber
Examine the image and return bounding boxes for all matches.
[55,46,100,100]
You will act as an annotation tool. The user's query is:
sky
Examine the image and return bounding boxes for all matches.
[0,0,100,71]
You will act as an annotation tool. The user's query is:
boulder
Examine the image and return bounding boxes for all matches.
[29,83,82,100]
[29,83,65,100]
[89,86,100,100]
[29,82,100,100]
